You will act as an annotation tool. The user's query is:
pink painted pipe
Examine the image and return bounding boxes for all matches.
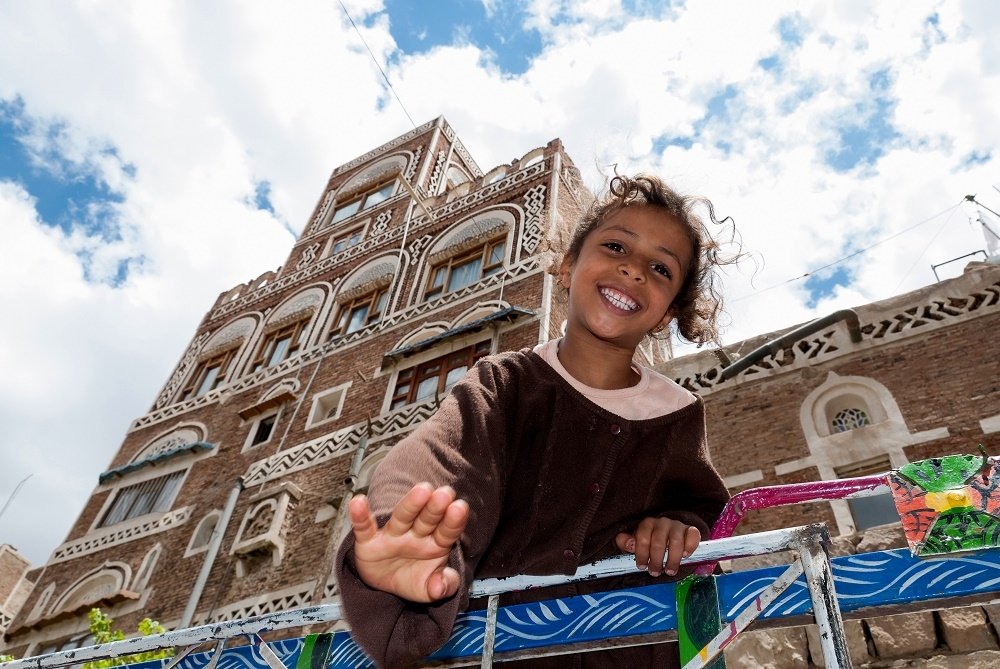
[693,473,888,576]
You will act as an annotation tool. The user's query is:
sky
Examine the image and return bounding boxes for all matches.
[1,0,999,566]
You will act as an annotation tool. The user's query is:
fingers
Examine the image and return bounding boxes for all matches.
[615,532,636,554]
[348,495,378,544]
[383,483,434,537]
[411,486,459,538]
[426,565,462,601]
[631,519,702,577]
[432,498,469,548]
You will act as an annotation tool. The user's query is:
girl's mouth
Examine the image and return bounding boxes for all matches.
[600,287,640,312]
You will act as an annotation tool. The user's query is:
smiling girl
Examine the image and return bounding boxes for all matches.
[336,174,737,668]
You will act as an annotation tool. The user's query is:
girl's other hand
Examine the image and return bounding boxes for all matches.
[614,517,701,577]
[349,482,469,602]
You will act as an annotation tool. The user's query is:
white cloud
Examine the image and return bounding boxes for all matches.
[0,0,998,565]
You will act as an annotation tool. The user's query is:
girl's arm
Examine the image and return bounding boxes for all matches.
[335,358,513,667]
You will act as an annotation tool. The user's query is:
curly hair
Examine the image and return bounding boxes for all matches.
[562,174,740,346]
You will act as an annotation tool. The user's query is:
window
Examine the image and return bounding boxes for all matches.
[252,320,309,372]
[179,349,236,401]
[250,413,277,447]
[330,180,396,225]
[390,341,491,410]
[330,227,365,255]
[308,385,349,428]
[831,407,872,433]
[425,238,506,300]
[835,456,899,531]
[98,471,185,528]
[332,288,389,337]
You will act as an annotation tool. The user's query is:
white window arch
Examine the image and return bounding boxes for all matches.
[186,511,222,557]
[794,372,949,535]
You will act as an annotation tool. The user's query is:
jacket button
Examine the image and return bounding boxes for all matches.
[589,482,601,494]
[610,424,621,435]
[563,549,576,561]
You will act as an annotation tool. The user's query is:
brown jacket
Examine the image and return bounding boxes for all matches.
[336,349,729,667]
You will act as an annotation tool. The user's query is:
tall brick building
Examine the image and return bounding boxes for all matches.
[3,116,998,664]
[0,117,620,656]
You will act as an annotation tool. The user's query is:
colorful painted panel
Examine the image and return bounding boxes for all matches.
[889,453,1000,556]
[117,547,1000,669]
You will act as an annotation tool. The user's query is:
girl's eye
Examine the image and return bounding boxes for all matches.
[602,242,625,253]
[652,264,673,279]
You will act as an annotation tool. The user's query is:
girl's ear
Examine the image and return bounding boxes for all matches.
[557,257,572,290]
[653,309,674,334]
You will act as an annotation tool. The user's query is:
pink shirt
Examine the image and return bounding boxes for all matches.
[533,338,695,420]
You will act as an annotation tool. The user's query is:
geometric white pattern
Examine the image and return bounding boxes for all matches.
[49,507,192,564]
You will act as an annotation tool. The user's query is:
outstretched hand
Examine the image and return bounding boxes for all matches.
[348,482,470,603]
[615,517,701,577]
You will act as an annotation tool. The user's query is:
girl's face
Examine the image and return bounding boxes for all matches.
[559,205,692,350]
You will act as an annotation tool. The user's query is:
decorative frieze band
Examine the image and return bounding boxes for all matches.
[209,161,548,323]
[330,120,436,177]
[49,508,192,564]
[198,581,316,624]
[673,276,1000,395]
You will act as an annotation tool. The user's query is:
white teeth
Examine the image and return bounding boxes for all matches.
[601,288,638,311]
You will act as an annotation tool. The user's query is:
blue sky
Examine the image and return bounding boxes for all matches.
[0,0,998,567]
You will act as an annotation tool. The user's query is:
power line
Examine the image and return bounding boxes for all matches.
[731,200,965,302]
[338,0,417,129]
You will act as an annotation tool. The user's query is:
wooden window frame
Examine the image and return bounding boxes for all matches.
[330,179,397,225]
[332,288,389,337]
[251,319,309,373]
[424,237,506,300]
[389,341,491,410]
[179,349,237,402]
[329,226,365,256]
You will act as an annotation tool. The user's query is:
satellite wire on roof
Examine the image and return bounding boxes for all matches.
[338,0,418,130]
[731,200,964,302]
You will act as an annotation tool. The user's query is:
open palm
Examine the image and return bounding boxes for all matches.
[348,483,470,603]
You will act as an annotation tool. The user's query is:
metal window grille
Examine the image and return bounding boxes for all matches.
[98,471,185,527]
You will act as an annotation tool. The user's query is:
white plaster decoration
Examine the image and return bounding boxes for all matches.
[269,287,324,325]
[201,317,256,357]
[441,122,483,177]
[51,563,131,615]
[207,161,547,321]
[521,184,547,255]
[668,271,1000,395]
[426,215,512,265]
[407,233,432,259]
[231,484,301,572]
[133,426,205,463]
[295,243,321,271]
[337,258,398,303]
[331,120,434,176]
[243,401,441,486]
[795,372,942,535]
[185,511,221,557]
[321,580,339,603]
[155,332,211,409]
[404,145,423,182]
[370,208,393,235]
[197,580,316,624]
[336,156,407,199]
[724,470,764,489]
[27,583,54,622]
[982,414,1000,434]
[308,191,335,233]
[132,544,161,592]
[49,507,192,564]
[427,150,447,195]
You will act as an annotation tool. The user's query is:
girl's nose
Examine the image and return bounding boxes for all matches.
[619,262,644,281]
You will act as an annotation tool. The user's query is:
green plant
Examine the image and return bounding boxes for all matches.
[82,609,173,669]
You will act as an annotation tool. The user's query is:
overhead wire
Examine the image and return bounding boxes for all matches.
[730,200,965,303]
[338,0,418,129]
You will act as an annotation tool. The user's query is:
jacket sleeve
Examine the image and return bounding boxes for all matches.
[335,358,513,668]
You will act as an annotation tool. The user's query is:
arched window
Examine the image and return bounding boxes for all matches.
[831,407,872,433]
[186,512,221,555]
